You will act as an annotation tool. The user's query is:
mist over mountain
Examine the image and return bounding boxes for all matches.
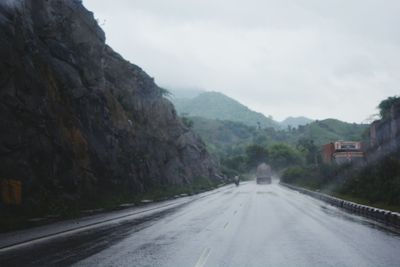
[168,88,205,99]
[171,91,280,129]
[170,90,315,130]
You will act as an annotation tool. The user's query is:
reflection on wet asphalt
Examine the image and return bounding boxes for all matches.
[2,182,400,267]
[0,205,187,267]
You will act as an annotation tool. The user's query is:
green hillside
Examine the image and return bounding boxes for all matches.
[191,117,255,145]
[293,119,368,145]
[172,91,280,129]
[280,116,314,128]
[188,116,367,162]
[190,117,256,158]
[188,116,367,177]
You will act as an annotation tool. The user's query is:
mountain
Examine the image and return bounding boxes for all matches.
[189,117,257,155]
[168,88,205,99]
[188,117,368,158]
[0,0,218,211]
[280,116,313,128]
[293,119,369,145]
[171,91,280,129]
[184,116,367,179]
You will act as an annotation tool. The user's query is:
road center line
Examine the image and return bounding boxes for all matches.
[194,247,211,267]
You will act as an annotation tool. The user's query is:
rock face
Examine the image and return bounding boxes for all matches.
[370,102,400,153]
[0,0,218,206]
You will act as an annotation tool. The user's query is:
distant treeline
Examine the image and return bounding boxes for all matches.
[184,115,366,178]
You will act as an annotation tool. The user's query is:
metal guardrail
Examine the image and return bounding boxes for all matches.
[280,182,400,229]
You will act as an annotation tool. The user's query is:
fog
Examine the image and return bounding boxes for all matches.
[84,0,400,123]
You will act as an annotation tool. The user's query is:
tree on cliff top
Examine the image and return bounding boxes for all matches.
[378,96,400,120]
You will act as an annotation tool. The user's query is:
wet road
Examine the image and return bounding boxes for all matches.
[2,182,400,266]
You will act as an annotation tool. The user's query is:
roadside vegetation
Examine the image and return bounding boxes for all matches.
[282,96,400,211]
[281,151,400,212]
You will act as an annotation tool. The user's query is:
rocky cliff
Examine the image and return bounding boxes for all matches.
[370,101,400,153]
[0,0,218,208]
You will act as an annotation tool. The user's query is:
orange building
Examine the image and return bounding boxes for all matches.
[322,141,364,164]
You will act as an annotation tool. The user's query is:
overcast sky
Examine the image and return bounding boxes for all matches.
[84,0,400,123]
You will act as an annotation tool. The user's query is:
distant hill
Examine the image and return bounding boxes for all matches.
[171,91,280,129]
[191,117,255,145]
[169,90,367,151]
[292,119,369,145]
[188,117,368,158]
[168,88,205,99]
[280,116,313,128]
[188,117,258,159]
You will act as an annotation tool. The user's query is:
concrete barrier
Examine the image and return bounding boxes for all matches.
[280,182,400,229]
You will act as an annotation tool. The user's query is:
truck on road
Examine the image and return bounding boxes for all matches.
[256,163,272,184]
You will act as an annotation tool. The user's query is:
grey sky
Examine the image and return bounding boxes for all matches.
[84,0,400,123]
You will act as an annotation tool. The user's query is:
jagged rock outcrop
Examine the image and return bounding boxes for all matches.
[370,102,400,153]
[0,0,219,206]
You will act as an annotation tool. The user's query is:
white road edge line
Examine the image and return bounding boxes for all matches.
[0,185,236,252]
[0,201,186,253]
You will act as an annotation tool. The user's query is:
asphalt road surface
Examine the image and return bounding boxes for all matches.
[2,182,400,267]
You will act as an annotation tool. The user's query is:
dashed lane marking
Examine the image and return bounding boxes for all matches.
[194,247,211,267]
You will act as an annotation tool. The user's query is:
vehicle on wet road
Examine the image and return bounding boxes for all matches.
[256,163,272,184]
